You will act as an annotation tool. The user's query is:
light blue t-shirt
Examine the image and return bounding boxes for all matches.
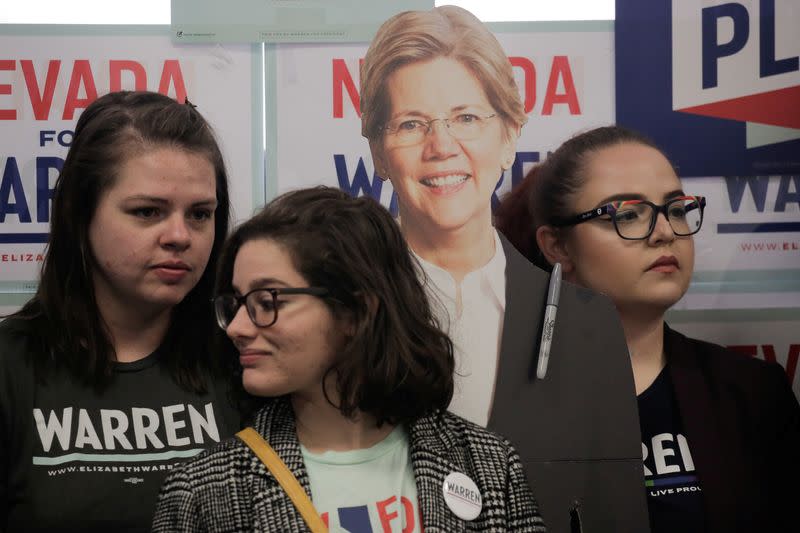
[301,425,422,532]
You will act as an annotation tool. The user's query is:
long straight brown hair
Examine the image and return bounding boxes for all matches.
[10,91,231,392]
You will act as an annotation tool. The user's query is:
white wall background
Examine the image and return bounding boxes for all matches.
[0,0,615,24]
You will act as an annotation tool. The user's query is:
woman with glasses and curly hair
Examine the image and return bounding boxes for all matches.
[496,125,800,533]
[360,6,648,532]
[152,187,544,532]
[0,91,239,532]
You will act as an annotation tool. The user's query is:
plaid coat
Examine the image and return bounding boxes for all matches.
[152,398,545,532]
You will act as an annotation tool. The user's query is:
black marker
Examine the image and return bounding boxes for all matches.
[536,262,561,379]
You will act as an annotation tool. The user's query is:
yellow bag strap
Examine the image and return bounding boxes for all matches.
[236,427,328,533]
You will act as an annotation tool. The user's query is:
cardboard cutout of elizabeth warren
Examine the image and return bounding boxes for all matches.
[361,6,650,533]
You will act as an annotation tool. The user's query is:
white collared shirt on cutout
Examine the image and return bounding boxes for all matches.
[413,230,506,427]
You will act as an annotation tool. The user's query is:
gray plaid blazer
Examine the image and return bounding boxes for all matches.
[152,398,545,532]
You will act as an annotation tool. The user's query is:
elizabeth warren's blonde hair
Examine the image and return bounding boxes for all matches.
[360,5,527,142]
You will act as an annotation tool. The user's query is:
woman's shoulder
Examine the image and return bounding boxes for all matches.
[0,316,40,369]
[154,435,257,530]
[170,399,292,482]
[0,315,36,341]
[410,411,537,518]
[666,326,798,423]
[666,324,787,383]
[414,410,517,458]
[167,434,251,483]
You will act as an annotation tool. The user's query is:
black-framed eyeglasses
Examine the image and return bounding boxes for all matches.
[213,287,328,329]
[552,195,706,240]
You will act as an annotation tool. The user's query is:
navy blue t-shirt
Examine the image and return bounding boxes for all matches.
[0,319,240,533]
[638,365,706,533]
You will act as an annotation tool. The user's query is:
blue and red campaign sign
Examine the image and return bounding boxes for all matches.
[615,0,799,177]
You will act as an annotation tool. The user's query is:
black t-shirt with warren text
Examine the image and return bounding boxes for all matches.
[0,321,239,532]
[638,365,707,533]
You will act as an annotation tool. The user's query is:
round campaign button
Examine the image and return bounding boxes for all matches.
[442,471,482,521]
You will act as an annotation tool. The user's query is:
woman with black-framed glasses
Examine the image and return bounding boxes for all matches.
[496,125,800,533]
[551,195,706,241]
[214,287,329,329]
[153,187,544,532]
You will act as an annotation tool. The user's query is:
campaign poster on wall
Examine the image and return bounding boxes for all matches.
[676,176,800,310]
[0,27,260,297]
[269,22,615,212]
[615,0,799,176]
[615,0,800,311]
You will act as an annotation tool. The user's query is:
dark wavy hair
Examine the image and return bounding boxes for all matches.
[216,187,454,426]
[496,125,661,270]
[11,91,231,391]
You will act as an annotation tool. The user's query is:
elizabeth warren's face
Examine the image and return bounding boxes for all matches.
[374,56,516,237]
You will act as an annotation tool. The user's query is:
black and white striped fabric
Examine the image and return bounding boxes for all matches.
[152,397,546,532]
